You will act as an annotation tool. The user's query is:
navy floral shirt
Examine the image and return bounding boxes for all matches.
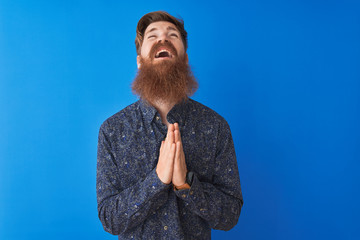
[96,98,243,239]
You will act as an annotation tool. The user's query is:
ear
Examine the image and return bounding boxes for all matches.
[137,55,141,69]
[185,53,189,64]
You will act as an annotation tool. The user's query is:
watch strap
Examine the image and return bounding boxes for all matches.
[173,183,191,191]
[186,171,195,186]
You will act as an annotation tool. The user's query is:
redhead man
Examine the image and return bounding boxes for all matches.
[97,11,243,240]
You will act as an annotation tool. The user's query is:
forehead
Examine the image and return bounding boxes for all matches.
[144,21,179,35]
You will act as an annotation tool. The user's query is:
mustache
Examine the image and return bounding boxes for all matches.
[149,41,178,59]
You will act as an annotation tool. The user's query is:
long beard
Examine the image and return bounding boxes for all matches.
[132,51,198,106]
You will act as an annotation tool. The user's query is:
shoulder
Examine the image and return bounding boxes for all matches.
[187,99,229,127]
[99,101,141,134]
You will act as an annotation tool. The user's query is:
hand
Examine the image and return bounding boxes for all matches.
[172,123,188,186]
[156,124,176,184]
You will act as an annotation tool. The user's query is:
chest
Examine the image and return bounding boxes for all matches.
[113,123,218,187]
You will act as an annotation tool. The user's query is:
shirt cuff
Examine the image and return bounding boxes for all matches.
[173,174,200,200]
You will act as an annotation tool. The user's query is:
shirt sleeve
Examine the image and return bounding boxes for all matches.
[96,122,171,235]
[174,120,244,231]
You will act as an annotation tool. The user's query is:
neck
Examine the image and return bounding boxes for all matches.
[152,100,176,126]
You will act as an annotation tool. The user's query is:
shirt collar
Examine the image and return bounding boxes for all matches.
[139,99,157,124]
[139,98,191,126]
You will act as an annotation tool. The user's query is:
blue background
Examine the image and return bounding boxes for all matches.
[1,0,359,239]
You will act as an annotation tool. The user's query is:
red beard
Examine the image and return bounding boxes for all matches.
[132,42,198,106]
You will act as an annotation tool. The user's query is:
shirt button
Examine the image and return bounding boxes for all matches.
[156,116,160,121]
[164,226,168,230]
[182,194,186,198]
[190,191,194,195]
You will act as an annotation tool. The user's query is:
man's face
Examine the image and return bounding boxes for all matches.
[137,21,187,66]
[132,20,197,105]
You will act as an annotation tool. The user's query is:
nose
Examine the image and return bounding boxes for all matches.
[158,39,169,43]
[157,33,169,43]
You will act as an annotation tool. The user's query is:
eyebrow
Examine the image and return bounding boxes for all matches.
[145,26,179,35]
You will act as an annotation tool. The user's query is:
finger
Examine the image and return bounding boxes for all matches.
[160,140,164,151]
[165,124,174,143]
[173,123,181,143]
[176,124,182,143]
[168,124,175,132]
[164,132,171,145]
[166,124,172,139]
[179,137,184,152]
[177,130,182,146]
[169,143,176,160]
[167,127,175,144]
[174,129,180,143]
[175,141,181,162]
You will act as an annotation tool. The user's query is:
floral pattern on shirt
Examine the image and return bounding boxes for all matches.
[97,98,243,239]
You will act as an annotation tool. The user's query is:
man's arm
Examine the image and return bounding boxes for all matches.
[96,122,171,235]
[174,121,243,231]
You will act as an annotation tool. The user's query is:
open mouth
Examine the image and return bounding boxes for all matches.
[155,49,173,59]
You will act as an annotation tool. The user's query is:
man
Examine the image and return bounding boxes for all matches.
[97,11,243,239]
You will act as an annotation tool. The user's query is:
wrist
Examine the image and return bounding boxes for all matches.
[174,180,186,187]
[173,172,195,191]
[156,168,171,185]
[173,183,190,190]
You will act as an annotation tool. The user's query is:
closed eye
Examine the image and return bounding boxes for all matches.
[170,33,179,38]
[148,35,156,39]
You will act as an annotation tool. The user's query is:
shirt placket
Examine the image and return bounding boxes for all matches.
[153,113,167,141]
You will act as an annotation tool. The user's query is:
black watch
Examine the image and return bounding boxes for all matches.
[186,171,195,186]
